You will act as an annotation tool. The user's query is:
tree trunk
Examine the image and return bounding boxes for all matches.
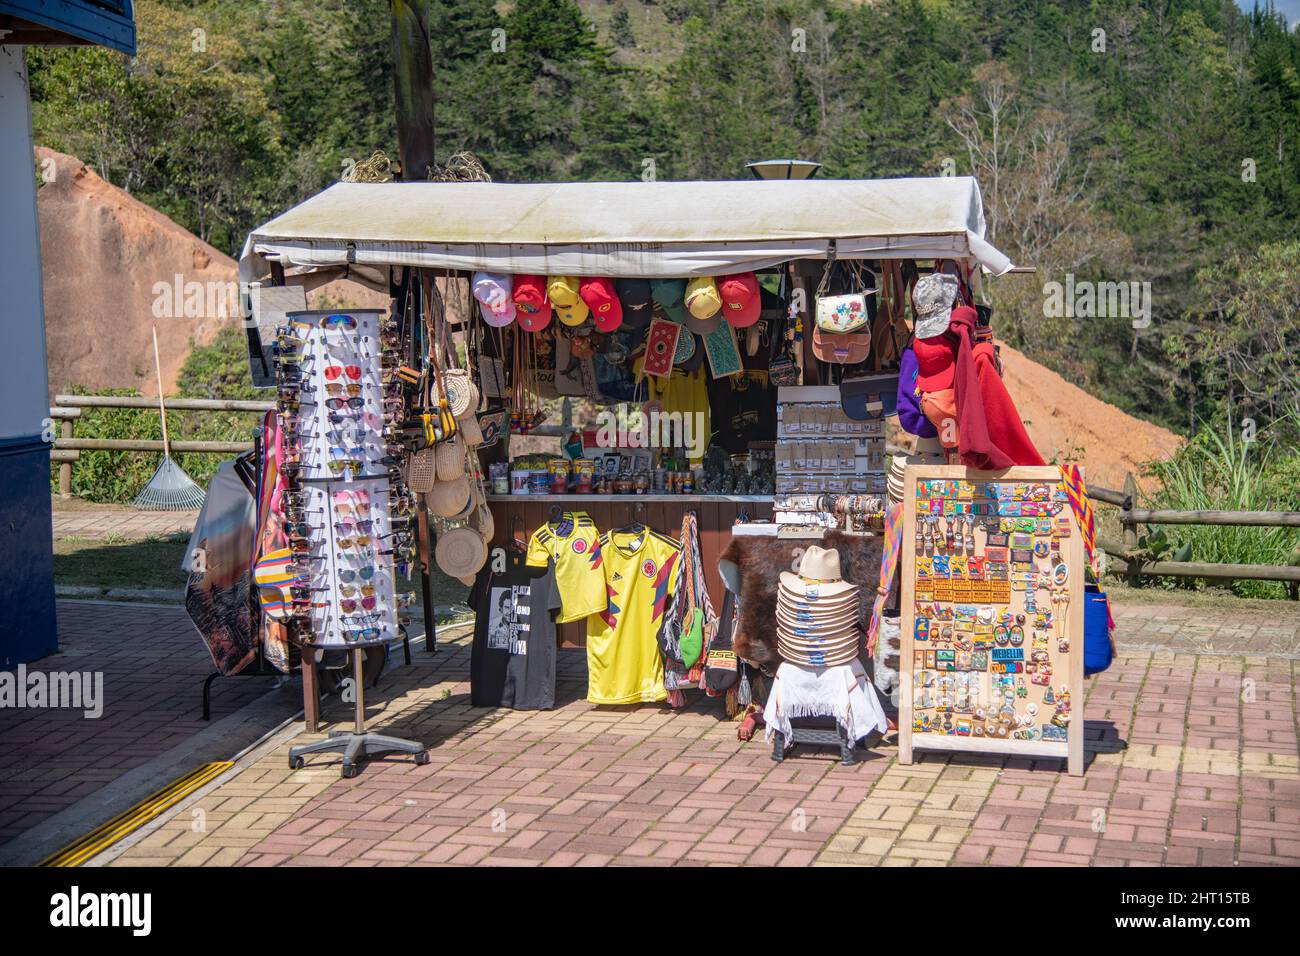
[390,0,436,182]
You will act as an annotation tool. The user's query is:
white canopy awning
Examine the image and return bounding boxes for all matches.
[238,176,1013,286]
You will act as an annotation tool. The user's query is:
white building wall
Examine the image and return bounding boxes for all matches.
[0,46,51,443]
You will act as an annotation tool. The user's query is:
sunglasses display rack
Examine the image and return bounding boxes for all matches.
[280,309,400,649]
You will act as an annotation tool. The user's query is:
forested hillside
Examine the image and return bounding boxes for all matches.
[25,0,1300,442]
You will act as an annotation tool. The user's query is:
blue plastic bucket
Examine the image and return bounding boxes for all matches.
[1083,583,1113,676]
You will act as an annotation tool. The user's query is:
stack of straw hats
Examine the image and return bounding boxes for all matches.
[776,546,862,667]
[887,455,908,505]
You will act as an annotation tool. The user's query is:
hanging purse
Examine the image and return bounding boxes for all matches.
[840,371,900,421]
[814,248,877,334]
[767,275,801,386]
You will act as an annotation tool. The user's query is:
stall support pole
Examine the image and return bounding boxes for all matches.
[302,654,320,734]
[417,498,437,653]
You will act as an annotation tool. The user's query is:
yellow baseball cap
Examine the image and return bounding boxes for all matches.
[547,275,581,307]
[556,297,590,326]
[685,276,722,320]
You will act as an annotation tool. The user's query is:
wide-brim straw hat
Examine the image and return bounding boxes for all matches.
[436,525,487,580]
[428,474,472,517]
[777,572,859,602]
[776,604,860,631]
[777,591,861,617]
[777,581,861,608]
[777,620,862,644]
[778,638,861,668]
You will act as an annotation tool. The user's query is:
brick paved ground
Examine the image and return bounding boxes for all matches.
[95,601,1299,868]
[52,501,198,541]
[0,601,277,848]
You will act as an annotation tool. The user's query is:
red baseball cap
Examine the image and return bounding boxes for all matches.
[913,332,958,392]
[717,272,761,328]
[580,277,623,332]
[512,274,552,332]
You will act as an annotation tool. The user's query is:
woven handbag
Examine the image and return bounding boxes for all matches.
[435,434,467,482]
[408,447,437,494]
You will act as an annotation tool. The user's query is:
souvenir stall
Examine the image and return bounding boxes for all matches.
[236,175,1111,770]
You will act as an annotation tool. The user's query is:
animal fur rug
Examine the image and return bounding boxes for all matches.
[718,531,885,670]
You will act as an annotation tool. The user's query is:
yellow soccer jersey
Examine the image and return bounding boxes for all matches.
[526,512,606,623]
[585,527,682,706]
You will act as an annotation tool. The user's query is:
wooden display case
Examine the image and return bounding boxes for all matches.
[897,465,1085,776]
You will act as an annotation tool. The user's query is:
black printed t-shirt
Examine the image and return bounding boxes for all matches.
[708,371,776,453]
[469,553,561,710]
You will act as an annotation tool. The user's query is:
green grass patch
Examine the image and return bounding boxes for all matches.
[54,534,190,592]
[1123,422,1300,600]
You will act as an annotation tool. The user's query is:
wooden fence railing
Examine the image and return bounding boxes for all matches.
[49,393,273,498]
[1087,472,1300,599]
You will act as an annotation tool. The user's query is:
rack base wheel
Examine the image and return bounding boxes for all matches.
[288,730,426,779]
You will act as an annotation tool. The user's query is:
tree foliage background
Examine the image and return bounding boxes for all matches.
[25,0,1300,443]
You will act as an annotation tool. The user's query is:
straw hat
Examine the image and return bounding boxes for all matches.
[776,605,860,632]
[436,525,487,580]
[776,582,860,610]
[777,640,861,668]
[777,546,857,601]
[428,474,472,517]
[777,620,862,645]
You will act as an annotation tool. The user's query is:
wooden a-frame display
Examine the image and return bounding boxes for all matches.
[898,465,1085,777]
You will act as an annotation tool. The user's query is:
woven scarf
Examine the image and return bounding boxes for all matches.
[678,510,716,682]
[1058,464,1115,631]
[866,501,904,657]
[1058,464,1097,574]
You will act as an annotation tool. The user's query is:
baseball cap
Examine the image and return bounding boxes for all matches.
[718,272,761,328]
[547,276,581,307]
[512,274,552,332]
[913,331,958,392]
[472,272,515,327]
[556,297,590,327]
[684,276,722,320]
[650,278,689,324]
[580,277,623,332]
[616,278,653,329]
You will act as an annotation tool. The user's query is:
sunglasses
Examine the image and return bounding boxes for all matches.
[325,382,363,398]
[326,396,365,410]
[337,566,376,583]
[324,364,362,381]
[321,314,358,331]
[340,596,378,613]
[339,583,376,598]
[327,459,363,474]
[335,520,375,535]
[336,534,373,549]
[343,627,382,642]
[330,446,365,459]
